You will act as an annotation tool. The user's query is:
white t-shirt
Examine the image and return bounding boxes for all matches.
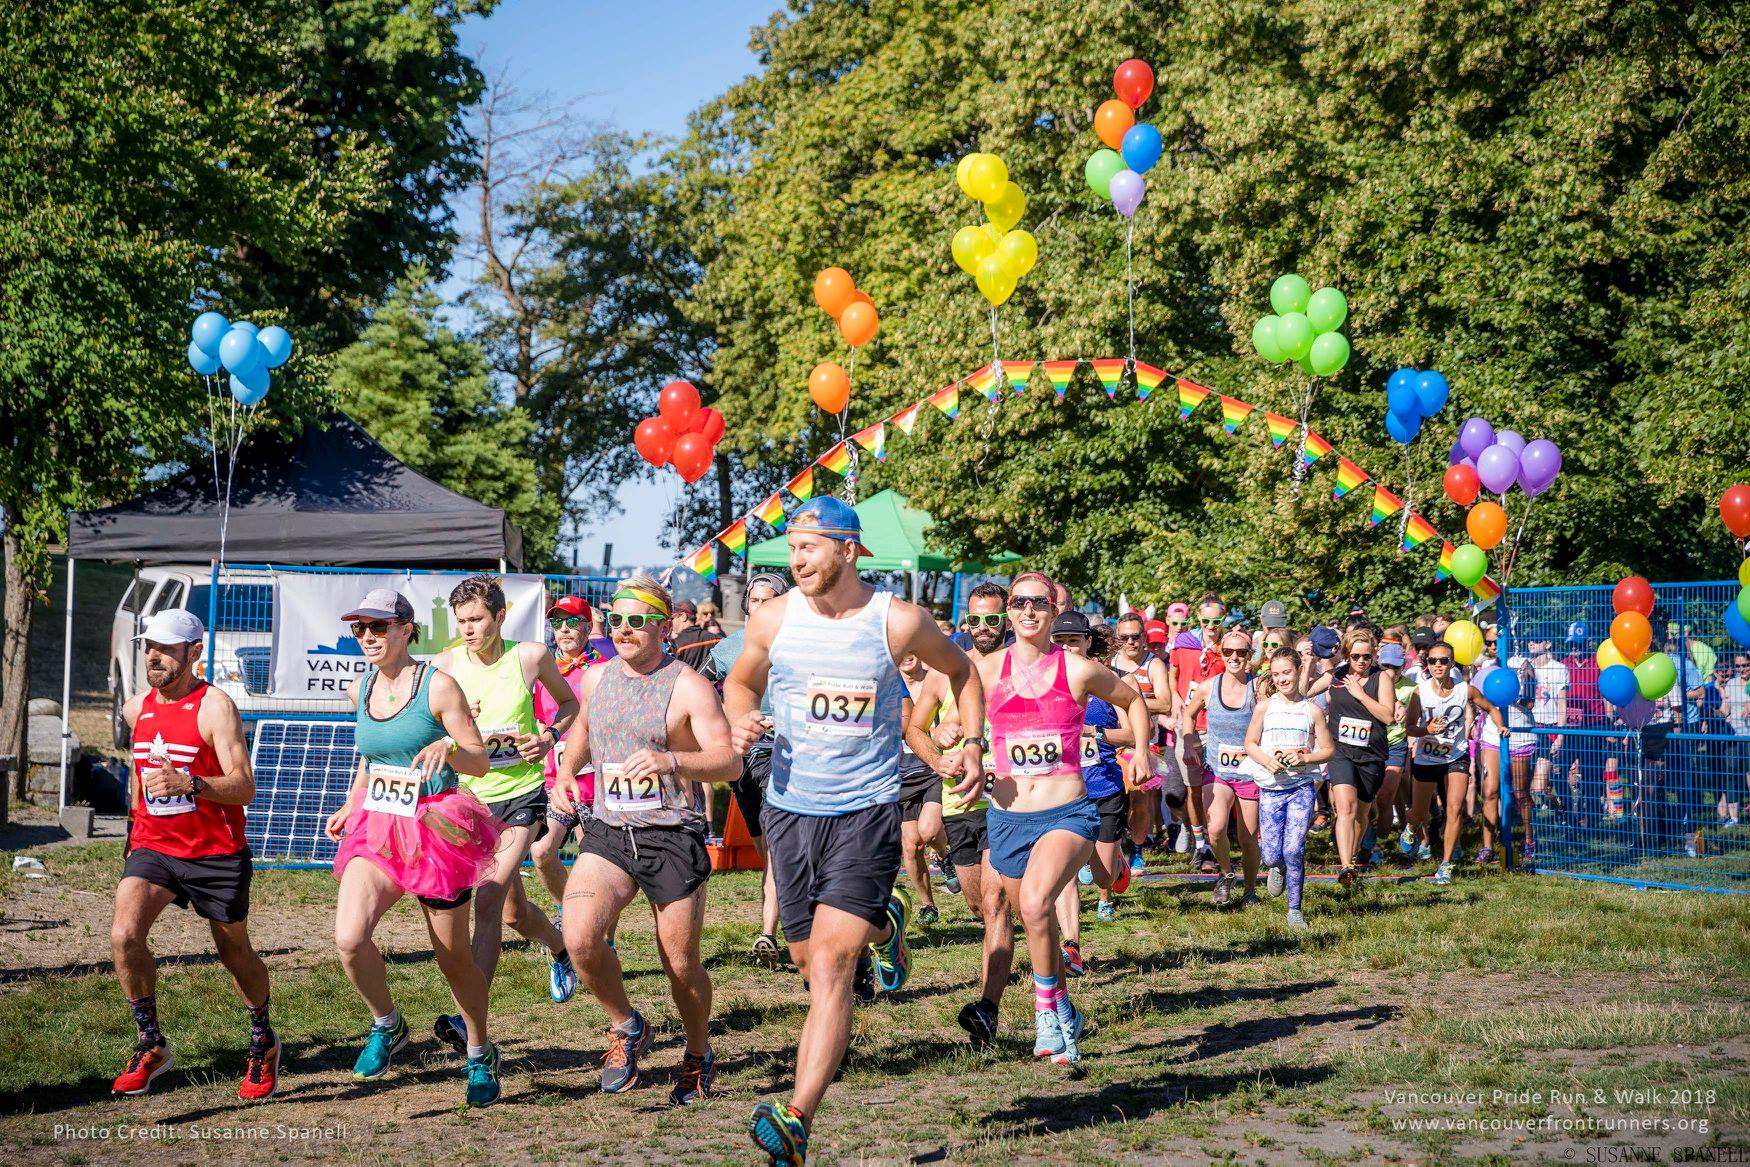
[1531,658,1569,726]
[1725,677,1750,736]
[1241,695,1321,791]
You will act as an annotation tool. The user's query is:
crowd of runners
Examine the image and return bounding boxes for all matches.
[103,493,1743,1163]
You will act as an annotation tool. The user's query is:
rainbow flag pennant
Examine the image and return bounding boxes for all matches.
[1090,359,1126,399]
[785,467,815,502]
[851,422,886,461]
[1436,540,1456,581]
[1218,395,1253,434]
[927,381,960,419]
[967,362,1001,402]
[1041,360,1078,399]
[684,544,717,582]
[1176,377,1212,420]
[718,518,748,556]
[1134,362,1168,401]
[1333,456,1368,500]
[1001,360,1036,393]
[1472,575,1503,602]
[754,492,787,533]
[1401,512,1437,552]
[889,402,922,436]
[1368,483,1404,527]
[817,441,852,475]
[1263,411,1296,448]
[1301,429,1333,467]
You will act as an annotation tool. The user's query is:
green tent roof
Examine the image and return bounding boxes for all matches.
[745,489,1016,573]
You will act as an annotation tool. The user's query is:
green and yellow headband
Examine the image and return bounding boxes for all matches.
[610,586,671,617]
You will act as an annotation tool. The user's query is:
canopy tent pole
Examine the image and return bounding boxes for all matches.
[950,571,965,625]
[58,557,75,812]
[910,570,919,603]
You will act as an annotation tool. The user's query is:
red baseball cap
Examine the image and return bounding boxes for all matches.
[546,594,592,620]
[1144,619,1169,645]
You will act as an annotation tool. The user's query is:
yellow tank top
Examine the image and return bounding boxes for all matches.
[444,640,542,803]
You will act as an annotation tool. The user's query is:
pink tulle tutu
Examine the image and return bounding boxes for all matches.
[333,786,503,902]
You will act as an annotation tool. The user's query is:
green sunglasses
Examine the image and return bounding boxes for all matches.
[966,613,1008,629]
[548,615,583,629]
[605,612,664,630]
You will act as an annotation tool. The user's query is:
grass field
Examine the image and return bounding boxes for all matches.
[1,838,1746,1166]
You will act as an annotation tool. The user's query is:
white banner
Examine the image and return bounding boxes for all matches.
[270,573,550,698]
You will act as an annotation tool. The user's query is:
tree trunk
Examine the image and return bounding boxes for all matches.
[0,518,34,816]
[712,451,734,582]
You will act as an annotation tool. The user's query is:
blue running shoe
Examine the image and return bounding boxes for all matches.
[353,1014,409,1080]
[871,887,911,993]
[853,953,875,1004]
[549,947,577,1004]
[600,1011,651,1094]
[1077,864,1094,886]
[1433,862,1453,886]
[434,1012,465,1054]
[1096,898,1116,923]
[1129,849,1146,875]
[1055,1002,1085,1065]
[1033,1008,1065,1059]
[670,1048,715,1105]
[1399,827,1417,857]
[750,1102,808,1165]
[465,1042,501,1107]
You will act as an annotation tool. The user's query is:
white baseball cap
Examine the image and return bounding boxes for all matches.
[135,608,205,645]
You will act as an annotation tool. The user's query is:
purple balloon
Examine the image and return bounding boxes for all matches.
[1519,438,1562,490]
[1495,429,1526,456]
[1523,476,1553,498]
[1476,443,1521,494]
[1459,417,1496,461]
[1109,169,1144,218]
[1449,441,1466,465]
[1619,695,1657,729]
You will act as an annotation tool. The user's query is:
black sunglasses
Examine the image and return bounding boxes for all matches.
[606,612,663,630]
[350,620,395,638]
[1007,596,1052,612]
[1426,655,1454,665]
[967,613,1007,629]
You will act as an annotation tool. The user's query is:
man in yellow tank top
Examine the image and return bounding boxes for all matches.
[429,576,580,1054]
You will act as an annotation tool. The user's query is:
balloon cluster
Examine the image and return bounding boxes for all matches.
[1722,485,1750,543]
[1441,419,1563,587]
[952,156,1039,307]
[807,268,878,415]
[1594,576,1677,704]
[1083,58,1157,219]
[1249,274,1351,377]
[634,381,723,485]
[187,311,293,406]
[1383,368,1448,446]
[1727,556,1750,650]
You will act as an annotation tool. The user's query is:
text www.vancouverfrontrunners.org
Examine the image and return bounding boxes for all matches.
[1383,1086,1720,1140]
[53,1122,348,1143]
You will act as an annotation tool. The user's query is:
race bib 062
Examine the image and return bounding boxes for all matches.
[803,676,877,738]
[363,763,421,819]
[598,763,662,815]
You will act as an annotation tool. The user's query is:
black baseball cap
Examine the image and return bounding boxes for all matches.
[1259,600,1288,629]
[1411,628,1440,651]
[1051,611,1092,637]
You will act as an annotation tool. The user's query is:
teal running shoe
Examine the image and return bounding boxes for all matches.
[465,1041,501,1107]
[871,887,911,993]
[352,1014,409,1081]
[750,1101,808,1165]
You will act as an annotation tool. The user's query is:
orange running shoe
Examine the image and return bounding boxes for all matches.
[112,1040,173,1096]
[238,1038,280,1101]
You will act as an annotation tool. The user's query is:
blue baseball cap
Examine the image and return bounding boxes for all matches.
[1567,620,1588,646]
[788,496,872,557]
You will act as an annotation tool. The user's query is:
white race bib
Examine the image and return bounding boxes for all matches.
[363,763,421,819]
[1216,744,1248,774]
[142,766,196,818]
[1080,733,1099,767]
[1005,731,1064,777]
[804,676,877,738]
[481,724,526,770]
[598,763,662,815]
[1337,717,1373,748]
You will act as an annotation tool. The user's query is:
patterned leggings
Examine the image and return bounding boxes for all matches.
[1259,783,1317,911]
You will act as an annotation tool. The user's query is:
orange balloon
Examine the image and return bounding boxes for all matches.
[1466,500,1508,551]
[838,301,879,348]
[1610,611,1652,664]
[808,361,850,414]
[850,289,874,306]
[1095,99,1135,151]
[813,267,856,318]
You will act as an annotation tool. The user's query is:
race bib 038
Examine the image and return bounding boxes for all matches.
[1005,731,1064,777]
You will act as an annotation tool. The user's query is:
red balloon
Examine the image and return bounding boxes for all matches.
[1113,58,1154,110]
[1443,463,1481,507]
[689,406,725,444]
[671,432,714,482]
[633,417,674,467]
[658,379,701,431]
[1723,484,1750,539]
[1612,575,1654,618]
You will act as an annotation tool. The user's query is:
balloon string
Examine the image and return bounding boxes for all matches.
[839,348,856,504]
[1290,377,1313,499]
[204,375,222,504]
[1125,217,1136,363]
[1503,495,1537,587]
[1399,443,1413,543]
[988,305,1000,369]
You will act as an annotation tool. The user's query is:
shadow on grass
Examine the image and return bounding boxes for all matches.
[1166,1002,1399,1063]
[0,946,298,986]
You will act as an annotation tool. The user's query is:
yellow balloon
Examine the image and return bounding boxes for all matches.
[966,154,1008,204]
[998,228,1037,278]
[1596,639,1634,670]
[983,180,1026,232]
[1740,557,1750,589]
[951,225,987,275]
[956,154,978,199]
[976,254,1016,306]
[1444,619,1483,666]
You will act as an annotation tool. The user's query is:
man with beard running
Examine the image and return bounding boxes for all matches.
[725,497,984,1166]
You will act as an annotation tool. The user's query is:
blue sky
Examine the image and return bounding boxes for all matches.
[454,0,780,568]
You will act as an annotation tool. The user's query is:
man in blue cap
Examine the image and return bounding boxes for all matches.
[724,496,984,1167]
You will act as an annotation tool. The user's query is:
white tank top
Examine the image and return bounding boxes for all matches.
[1415,678,1471,762]
[1246,695,1321,791]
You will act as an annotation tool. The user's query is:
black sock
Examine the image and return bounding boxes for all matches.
[247,997,274,1050]
[129,994,163,1047]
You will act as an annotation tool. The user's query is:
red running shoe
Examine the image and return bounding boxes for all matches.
[112,1040,173,1096]
[238,1038,280,1101]
[1112,861,1132,895]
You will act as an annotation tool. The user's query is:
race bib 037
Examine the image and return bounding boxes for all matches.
[803,676,877,738]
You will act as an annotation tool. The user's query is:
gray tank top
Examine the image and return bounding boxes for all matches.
[586,656,705,831]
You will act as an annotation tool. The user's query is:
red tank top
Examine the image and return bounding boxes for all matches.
[130,682,248,859]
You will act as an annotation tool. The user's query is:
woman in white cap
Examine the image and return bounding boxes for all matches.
[323,588,505,1107]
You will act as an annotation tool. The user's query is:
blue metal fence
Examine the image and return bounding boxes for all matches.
[1500,580,1750,894]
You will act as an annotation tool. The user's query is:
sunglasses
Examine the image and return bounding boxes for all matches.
[1116,632,1143,642]
[1350,652,1375,661]
[1007,596,1053,612]
[1167,620,1186,627]
[967,613,1008,629]
[1200,616,1223,625]
[605,612,663,630]
[350,620,395,639]
[1052,635,1088,646]
[1221,648,1251,659]
[1262,640,1283,651]
[549,615,583,629]
[1426,655,1454,665]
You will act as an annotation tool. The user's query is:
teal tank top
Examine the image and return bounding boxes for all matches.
[355,664,456,797]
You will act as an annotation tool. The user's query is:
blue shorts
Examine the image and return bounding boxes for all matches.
[1386,740,1408,769]
[986,798,1099,879]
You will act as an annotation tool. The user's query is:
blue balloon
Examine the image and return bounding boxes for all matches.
[229,368,269,406]
[1726,602,1750,650]
[187,341,221,376]
[218,327,262,376]
[229,320,259,338]
[1385,409,1421,445]
[1387,380,1422,422]
[1481,667,1519,708]
[1387,367,1417,395]
[257,325,293,369]
[191,311,229,357]
[1120,124,1163,174]
[1598,664,1639,708]
[1415,370,1450,416]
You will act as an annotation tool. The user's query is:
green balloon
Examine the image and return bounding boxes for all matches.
[1084,150,1124,200]
[1738,584,1750,623]
[1634,652,1676,700]
[1298,354,1317,376]
[1308,331,1350,376]
[1251,315,1284,363]
[1276,312,1314,361]
[1306,287,1348,333]
[1450,544,1488,588]
[1270,273,1312,316]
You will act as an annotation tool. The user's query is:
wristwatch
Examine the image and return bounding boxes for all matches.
[190,775,207,797]
[961,736,989,750]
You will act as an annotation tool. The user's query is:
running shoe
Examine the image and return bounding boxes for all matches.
[1266,864,1284,898]
[750,1101,808,1166]
[1111,861,1132,895]
[917,903,940,926]
[1476,846,1497,865]
[1433,862,1453,885]
[434,1012,466,1054]
[938,863,961,895]
[1096,898,1116,923]
[1174,825,1191,854]
[1129,848,1145,875]
[1054,1001,1085,1066]
[1077,864,1094,886]
[670,1049,715,1105]
[1033,1008,1065,1059]
[958,998,999,1050]
[1311,812,1330,832]
[1061,939,1084,977]
[1212,872,1233,906]
[1338,866,1358,892]
[549,947,578,1004]
[1398,827,1417,856]
[238,1037,280,1101]
[1238,890,1261,907]
[465,1041,501,1107]
[752,932,781,968]
[354,1016,409,1081]
[1196,845,1218,874]
[1416,842,1433,861]
[112,1039,173,1096]
[1285,909,1308,930]
[871,888,911,993]
[853,953,875,1004]
[600,1011,651,1094]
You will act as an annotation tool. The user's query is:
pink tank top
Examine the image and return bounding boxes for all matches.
[989,647,1083,782]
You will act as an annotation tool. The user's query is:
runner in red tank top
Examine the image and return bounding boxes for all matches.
[111,609,277,1101]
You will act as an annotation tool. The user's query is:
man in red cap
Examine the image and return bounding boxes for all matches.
[530,595,609,910]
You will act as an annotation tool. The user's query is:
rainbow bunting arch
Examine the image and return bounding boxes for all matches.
[1333,457,1368,500]
[1369,483,1404,528]
[719,518,748,556]
[1301,429,1333,467]
[684,543,717,582]
[1218,395,1253,435]
[785,466,815,502]
[1041,360,1078,399]
[1001,360,1036,393]
[1133,362,1168,400]
[817,441,852,476]
[1262,411,1296,448]
[1401,512,1437,552]
[967,362,1002,401]
[927,381,960,419]
[851,422,886,461]
[1176,377,1212,420]
[1472,575,1503,602]
[1436,540,1456,581]
[754,492,787,532]
[1090,359,1126,399]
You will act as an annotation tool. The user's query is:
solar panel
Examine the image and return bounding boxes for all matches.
[248,720,359,863]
